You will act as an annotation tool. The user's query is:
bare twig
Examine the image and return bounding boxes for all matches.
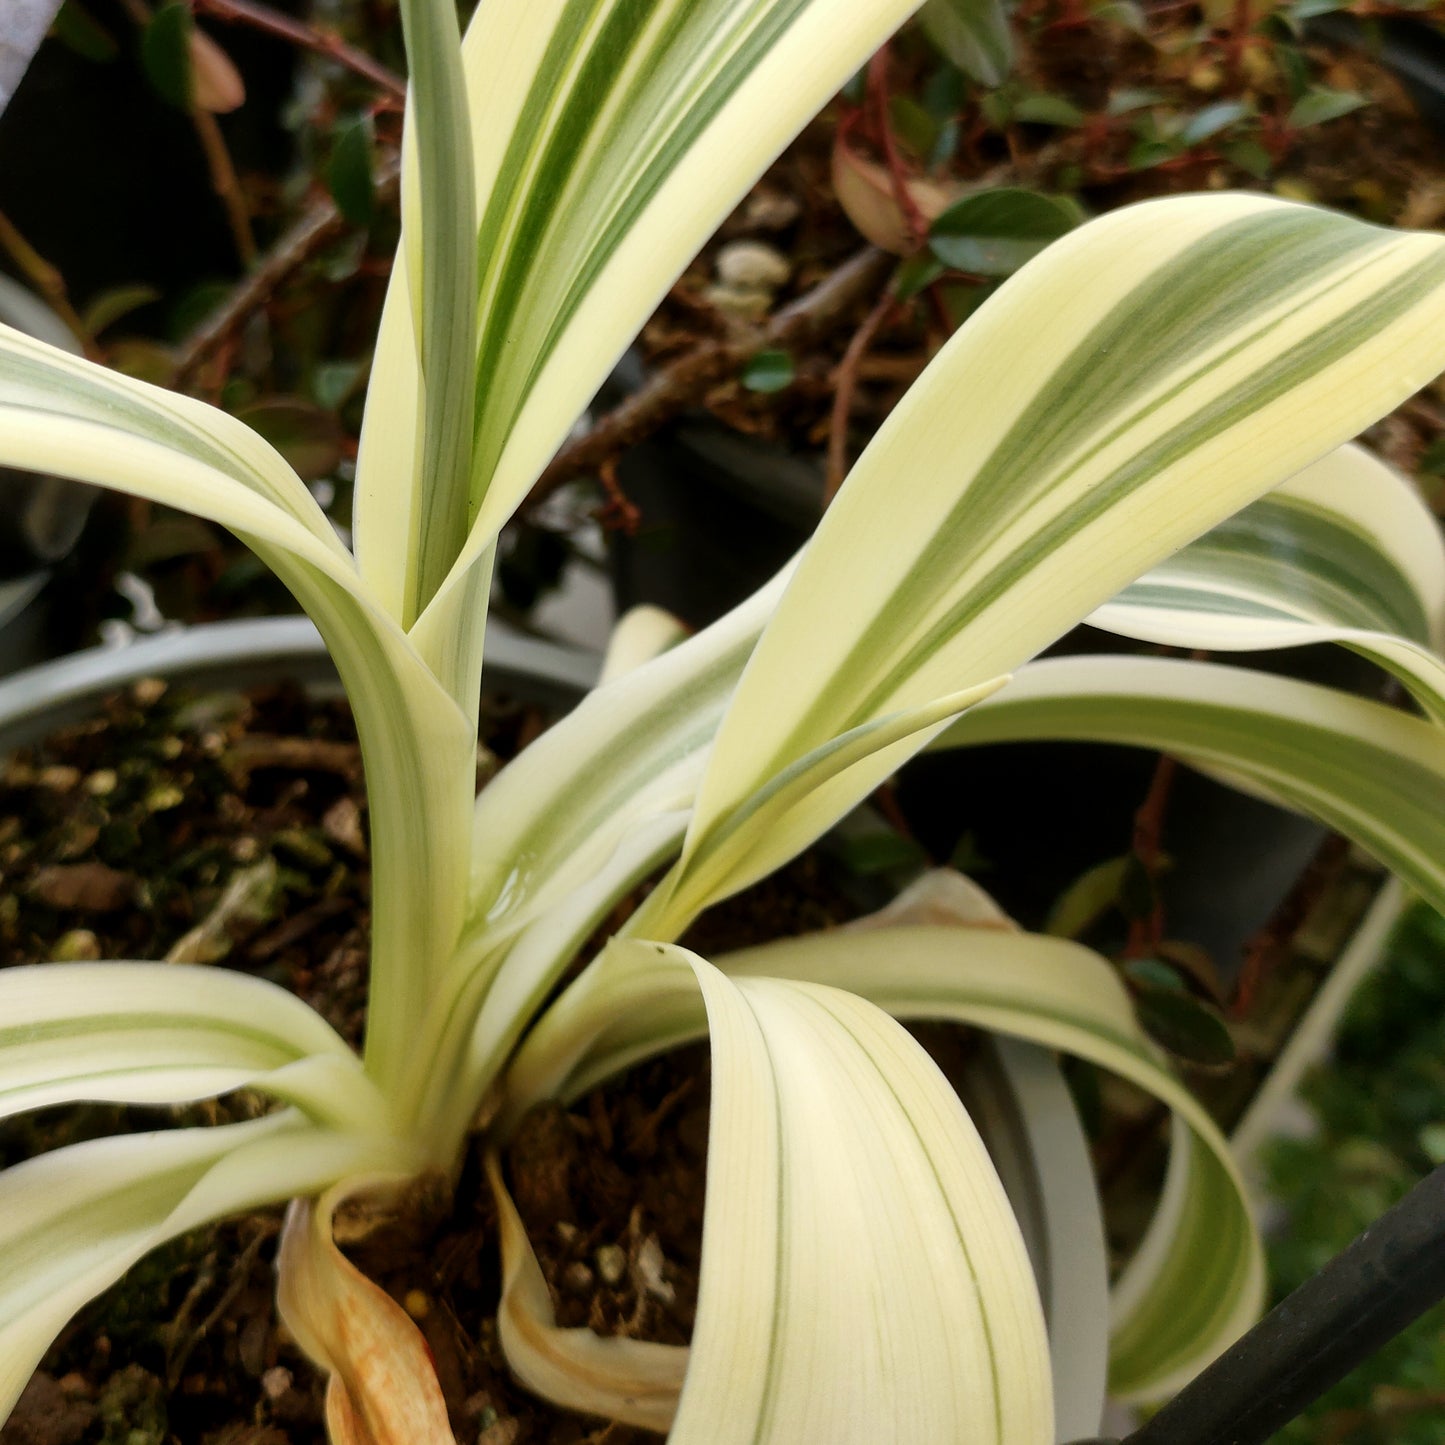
[867,47,928,248]
[192,0,407,102]
[222,733,362,783]
[525,246,894,511]
[173,149,402,386]
[594,458,641,534]
[824,290,895,504]
[0,209,96,355]
[191,108,258,268]
[115,0,257,266]
[1125,752,1179,958]
[164,1221,276,1387]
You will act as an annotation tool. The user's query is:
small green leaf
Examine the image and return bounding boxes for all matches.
[312,359,367,411]
[1044,854,1132,938]
[1420,1123,1445,1165]
[327,116,375,227]
[1181,100,1251,146]
[1419,437,1445,477]
[1118,852,1160,921]
[979,90,1012,128]
[1288,86,1368,129]
[1128,137,1181,171]
[918,0,1014,90]
[81,284,160,338]
[889,95,939,161]
[836,830,930,876]
[1123,957,1186,993]
[1012,92,1085,127]
[1156,940,1224,1003]
[106,338,178,386]
[1275,43,1310,99]
[52,1,119,63]
[168,279,233,340]
[140,1,194,110]
[922,65,968,122]
[322,232,369,284]
[1088,0,1147,32]
[929,118,961,169]
[929,187,1082,277]
[946,829,991,874]
[740,348,794,394]
[893,252,945,301]
[1135,986,1236,1065]
[1289,0,1349,18]
[1108,87,1167,116]
[1224,137,1273,180]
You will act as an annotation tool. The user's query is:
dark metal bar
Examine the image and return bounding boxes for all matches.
[1068,1162,1445,1445]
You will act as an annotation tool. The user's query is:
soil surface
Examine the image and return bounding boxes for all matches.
[0,677,857,1445]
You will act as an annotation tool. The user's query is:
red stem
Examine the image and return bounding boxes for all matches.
[191,0,407,103]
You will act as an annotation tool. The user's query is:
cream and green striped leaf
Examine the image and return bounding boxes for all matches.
[0,331,476,1101]
[0,323,341,540]
[351,0,478,629]
[351,243,422,627]
[468,567,789,928]
[631,677,1007,937]
[392,0,477,616]
[408,0,929,651]
[645,196,1445,942]
[445,581,788,1135]
[0,963,388,1134]
[716,928,1262,1404]
[939,654,1445,916]
[0,1115,418,1424]
[500,924,1258,1405]
[496,941,1054,1443]
[403,811,689,1148]
[1091,443,1445,721]
[460,618,999,1141]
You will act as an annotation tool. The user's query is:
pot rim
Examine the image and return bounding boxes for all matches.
[0,614,601,755]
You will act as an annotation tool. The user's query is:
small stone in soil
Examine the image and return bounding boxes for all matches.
[634,1237,673,1304]
[563,1261,596,1295]
[50,929,101,962]
[28,861,135,913]
[260,1367,291,1401]
[594,1245,626,1287]
[0,1373,94,1445]
[477,1419,520,1445]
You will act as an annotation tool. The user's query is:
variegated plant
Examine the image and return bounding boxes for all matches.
[4,0,1445,1440]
